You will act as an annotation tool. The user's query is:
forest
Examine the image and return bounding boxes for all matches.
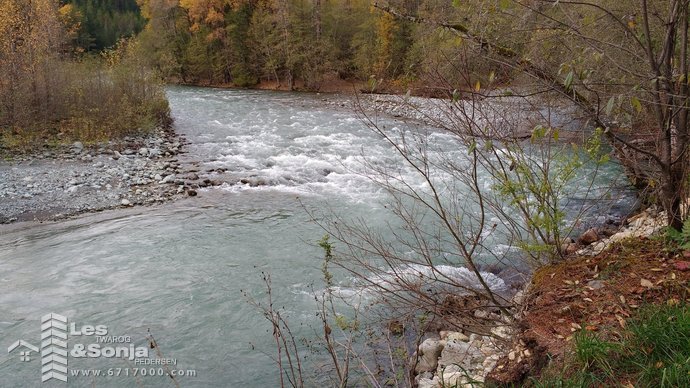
[4,1,690,386]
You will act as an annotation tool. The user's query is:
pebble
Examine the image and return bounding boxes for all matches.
[0,128,192,224]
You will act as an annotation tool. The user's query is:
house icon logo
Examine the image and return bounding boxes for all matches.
[7,313,69,383]
[8,340,39,361]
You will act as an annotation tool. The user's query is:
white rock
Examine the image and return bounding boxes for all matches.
[160,174,176,184]
[417,376,439,388]
[446,331,470,343]
[416,339,445,374]
[121,199,131,206]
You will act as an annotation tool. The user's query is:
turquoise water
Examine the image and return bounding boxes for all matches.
[0,86,633,387]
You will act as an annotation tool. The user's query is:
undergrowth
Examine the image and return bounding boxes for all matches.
[533,304,690,387]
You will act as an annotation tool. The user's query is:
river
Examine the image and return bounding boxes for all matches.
[0,86,634,387]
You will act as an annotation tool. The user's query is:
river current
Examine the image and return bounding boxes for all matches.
[0,86,634,387]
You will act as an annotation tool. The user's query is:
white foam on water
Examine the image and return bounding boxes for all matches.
[365,263,508,295]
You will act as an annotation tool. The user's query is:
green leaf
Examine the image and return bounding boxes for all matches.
[468,140,477,154]
[605,97,615,116]
[451,89,461,102]
[631,96,642,113]
[564,71,574,90]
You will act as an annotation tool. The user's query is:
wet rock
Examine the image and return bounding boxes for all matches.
[187,189,197,197]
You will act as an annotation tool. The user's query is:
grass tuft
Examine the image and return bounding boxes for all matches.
[533,304,690,387]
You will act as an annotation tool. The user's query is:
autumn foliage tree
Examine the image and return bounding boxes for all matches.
[0,0,170,151]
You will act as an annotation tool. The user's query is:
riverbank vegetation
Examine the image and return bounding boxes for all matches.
[519,236,690,387]
[0,0,170,153]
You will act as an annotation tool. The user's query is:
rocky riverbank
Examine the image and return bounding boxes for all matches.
[407,207,670,387]
[360,91,589,141]
[0,128,219,224]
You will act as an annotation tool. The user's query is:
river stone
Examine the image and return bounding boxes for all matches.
[415,338,444,374]
[437,364,467,387]
[446,331,470,343]
[578,228,599,245]
[72,141,84,153]
[121,199,131,206]
[417,376,439,388]
[438,339,477,372]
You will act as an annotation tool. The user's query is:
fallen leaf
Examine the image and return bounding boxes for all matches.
[583,297,593,302]
[673,260,690,271]
[619,295,626,304]
[641,278,654,288]
[650,268,664,272]
[616,315,626,328]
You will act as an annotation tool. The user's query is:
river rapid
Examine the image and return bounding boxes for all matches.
[0,86,634,387]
